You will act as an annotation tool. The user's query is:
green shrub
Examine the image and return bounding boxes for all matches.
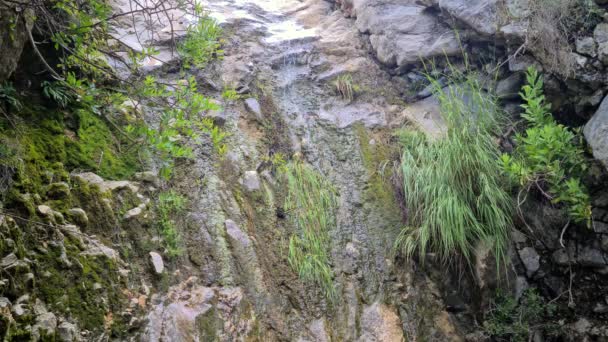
[157,190,187,257]
[285,160,337,300]
[178,9,223,69]
[484,289,557,342]
[395,72,512,265]
[500,67,591,226]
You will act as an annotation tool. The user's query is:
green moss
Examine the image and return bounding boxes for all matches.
[35,240,127,333]
[0,105,141,200]
[354,124,402,219]
[65,109,139,180]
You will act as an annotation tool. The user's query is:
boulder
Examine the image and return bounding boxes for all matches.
[584,95,608,170]
[149,252,164,274]
[354,1,459,68]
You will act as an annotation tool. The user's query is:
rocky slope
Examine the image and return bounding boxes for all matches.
[3,0,608,341]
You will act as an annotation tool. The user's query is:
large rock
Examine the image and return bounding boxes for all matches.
[437,0,498,36]
[353,1,460,68]
[0,1,35,82]
[594,23,608,65]
[584,95,608,170]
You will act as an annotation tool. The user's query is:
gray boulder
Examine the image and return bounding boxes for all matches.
[595,23,608,65]
[354,1,460,67]
[584,95,608,170]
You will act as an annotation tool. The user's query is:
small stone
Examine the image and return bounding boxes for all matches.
[71,172,104,185]
[33,312,57,339]
[53,211,65,224]
[1,253,18,268]
[37,205,53,217]
[244,98,263,121]
[593,302,608,313]
[134,171,160,187]
[594,23,608,64]
[67,208,88,226]
[0,297,11,310]
[57,321,78,342]
[496,72,524,99]
[92,283,102,290]
[573,318,592,334]
[12,303,28,317]
[576,36,597,57]
[149,252,164,274]
[515,276,529,300]
[242,171,261,192]
[518,247,540,277]
[123,207,143,220]
[578,247,608,268]
[225,219,251,248]
[33,299,47,315]
[552,249,572,266]
[47,182,71,199]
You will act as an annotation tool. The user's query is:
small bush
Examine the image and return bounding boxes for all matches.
[484,289,557,342]
[500,67,591,226]
[285,160,337,300]
[395,71,512,265]
[178,11,223,69]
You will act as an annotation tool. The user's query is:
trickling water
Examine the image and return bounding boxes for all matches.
[138,0,461,340]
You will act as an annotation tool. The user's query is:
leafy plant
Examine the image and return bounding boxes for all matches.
[285,160,337,300]
[157,190,187,257]
[178,9,223,69]
[195,117,228,156]
[500,67,591,226]
[0,83,22,111]
[395,71,512,266]
[484,289,557,342]
[42,81,75,108]
[221,87,242,101]
[128,76,223,178]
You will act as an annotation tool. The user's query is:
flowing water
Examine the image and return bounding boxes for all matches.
[137,0,461,340]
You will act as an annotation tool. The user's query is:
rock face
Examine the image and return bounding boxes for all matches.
[585,95,608,170]
[359,302,405,342]
[144,277,257,341]
[0,1,34,82]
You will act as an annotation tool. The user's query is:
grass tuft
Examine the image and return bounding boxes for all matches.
[395,69,512,266]
[284,160,338,300]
